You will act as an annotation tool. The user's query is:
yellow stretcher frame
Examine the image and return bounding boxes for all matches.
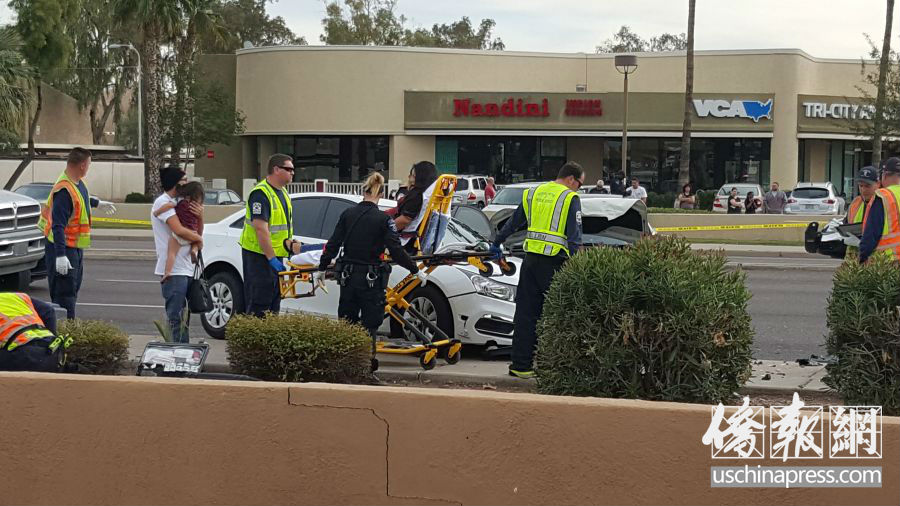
[278,174,516,370]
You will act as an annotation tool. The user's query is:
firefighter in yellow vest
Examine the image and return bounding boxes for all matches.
[859,157,900,263]
[491,162,585,378]
[37,147,116,319]
[844,167,879,258]
[0,292,71,372]
[239,153,304,317]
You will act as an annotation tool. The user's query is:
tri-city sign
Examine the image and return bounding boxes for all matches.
[802,101,875,120]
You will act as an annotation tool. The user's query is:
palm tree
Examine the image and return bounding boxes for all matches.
[873,0,894,168]
[678,0,696,188]
[0,26,34,148]
[112,0,185,197]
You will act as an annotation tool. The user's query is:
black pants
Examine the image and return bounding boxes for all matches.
[511,252,566,371]
[242,249,281,317]
[32,297,58,335]
[0,337,62,372]
[45,242,84,320]
[338,268,386,340]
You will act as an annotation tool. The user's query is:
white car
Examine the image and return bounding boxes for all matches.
[712,183,765,213]
[198,192,521,350]
[450,175,489,208]
[483,182,542,219]
[785,182,845,215]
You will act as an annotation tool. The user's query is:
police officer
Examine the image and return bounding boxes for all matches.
[491,162,585,379]
[38,147,116,319]
[844,167,879,258]
[859,157,900,263]
[239,153,303,317]
[315,172,427,349]
[0,293,68,372]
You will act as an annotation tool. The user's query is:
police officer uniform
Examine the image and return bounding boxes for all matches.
[493,179,583,378]
[859,158,900,263]
[239,179,294,316]
[317,200,421,340]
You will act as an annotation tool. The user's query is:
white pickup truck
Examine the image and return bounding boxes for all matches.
[0,190,45,289]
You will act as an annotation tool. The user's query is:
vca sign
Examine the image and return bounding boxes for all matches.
[693,98,773,123]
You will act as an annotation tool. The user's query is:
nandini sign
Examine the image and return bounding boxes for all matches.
[451,97,603,119]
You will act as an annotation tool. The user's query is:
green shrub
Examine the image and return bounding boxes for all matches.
[646,191,678,209]
[536,236,754,403]
[125,192,152,203]
[226,313,372,383]
[824,255,900,415]
[60,319,130,374]
[696,190,716,211]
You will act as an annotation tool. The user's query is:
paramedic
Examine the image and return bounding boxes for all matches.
[0,293,68,372]
[315,173,427,369]
[239,153,303,317]
[491,161,585,379]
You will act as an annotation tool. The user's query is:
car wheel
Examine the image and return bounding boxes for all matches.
[201,271,244,339]
[476,201,485,209]
[0,269,32,290]
[389,285,453,344]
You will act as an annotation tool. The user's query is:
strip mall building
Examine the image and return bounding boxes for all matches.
[197,46,887,197]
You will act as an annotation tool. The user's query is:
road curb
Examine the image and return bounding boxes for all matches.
[727,263,838,272]
[85,251,157,261]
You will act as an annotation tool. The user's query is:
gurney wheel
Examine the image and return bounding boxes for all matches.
[479,262,494,276]
[419,354,436,370]
[445,348,461,365]
[499,261,516,276]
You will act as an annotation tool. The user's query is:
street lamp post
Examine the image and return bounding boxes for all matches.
[615,54,638,183]
[109,43,142,159]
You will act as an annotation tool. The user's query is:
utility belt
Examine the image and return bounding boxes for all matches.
[334,259,392,289]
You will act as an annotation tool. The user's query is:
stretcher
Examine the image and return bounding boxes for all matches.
[277,174,516,370]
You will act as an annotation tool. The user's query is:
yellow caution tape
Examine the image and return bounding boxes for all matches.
[93,217,151,225]
[656,222,823,232]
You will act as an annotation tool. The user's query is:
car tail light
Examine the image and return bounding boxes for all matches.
[468,192,476,201]
[823,199,835,204]
[713,199,723,208]
[788,198,797,204]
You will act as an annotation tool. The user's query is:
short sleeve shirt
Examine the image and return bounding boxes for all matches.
[248,182,290,225]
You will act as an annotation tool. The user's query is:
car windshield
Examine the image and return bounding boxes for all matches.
[792,188,829,199]
[443,217,487,244]
[15,185,51,201]
[718,185,759,196]
[492,187,529,206]
[456,179,469,191]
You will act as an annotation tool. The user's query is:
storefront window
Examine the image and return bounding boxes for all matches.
[436,136,565,183]
[276,135,388,182]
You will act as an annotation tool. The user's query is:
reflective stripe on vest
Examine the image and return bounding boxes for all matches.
[239,181,293,257]
[871,185,900,260]
[522,182,577,257]
[37,173,91,249]
[0,293,54,352]
[848,196,866,225]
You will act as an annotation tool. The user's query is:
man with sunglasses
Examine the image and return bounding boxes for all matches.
[239,153,303,316]
[490,161,585,378]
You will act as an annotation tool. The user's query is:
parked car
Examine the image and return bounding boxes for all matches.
[482,182,541,219]
[198,193,523,351]
[13,182,54,204]
[0,190,46,289]
[204,189,243,205]
[450,175,489,208]
[712,183,765,213]
[785,182,845,215]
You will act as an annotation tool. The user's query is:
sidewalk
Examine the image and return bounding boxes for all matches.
[125,334,830,395]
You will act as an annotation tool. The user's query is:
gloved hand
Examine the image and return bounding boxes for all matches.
[97,200,117,215]
[55,256,72,276]
[416,270,428,287]
[312,270,326,286]
[268,257,286,273]
[488,243,503,260]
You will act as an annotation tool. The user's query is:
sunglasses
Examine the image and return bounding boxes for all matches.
[277,165,295,173]
[574,178,584,189]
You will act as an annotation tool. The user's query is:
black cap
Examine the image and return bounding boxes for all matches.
[881,157,900,174]
[159,165,186,191]
[857,166,879,184]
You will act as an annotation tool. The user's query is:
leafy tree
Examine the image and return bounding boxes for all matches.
[404,17,504,50]
[0,25,33,154]
[596,25,686,53]
[199,0,306,52]
[852,38,900,151]
[6,0,75,190]
[189,80,245,151]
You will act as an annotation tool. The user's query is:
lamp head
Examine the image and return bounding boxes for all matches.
[614,54,638,74]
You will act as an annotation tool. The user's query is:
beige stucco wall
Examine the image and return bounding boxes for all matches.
[194,55,244,192]
[0,372,896,505]
[390,135,435,180]
[566,137,604,182]
[0,159,144,200]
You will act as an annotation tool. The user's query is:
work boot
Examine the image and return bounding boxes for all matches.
[508,367,535,379]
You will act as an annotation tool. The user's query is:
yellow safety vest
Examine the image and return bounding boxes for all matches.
[0,293,55,352]
[37,172,91,249]
[239,180,293,257]
[862,184,900,260]
[522,181,578,257]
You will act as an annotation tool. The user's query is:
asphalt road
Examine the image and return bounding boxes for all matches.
[15,253,837,361]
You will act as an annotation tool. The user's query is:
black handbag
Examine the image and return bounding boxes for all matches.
[188,252,213,313]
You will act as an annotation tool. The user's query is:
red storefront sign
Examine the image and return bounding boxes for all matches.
[565,99,602,116]
[451,97,602,118]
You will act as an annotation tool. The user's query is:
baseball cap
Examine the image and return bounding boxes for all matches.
[880,157,900,174]
[857,166,879,184]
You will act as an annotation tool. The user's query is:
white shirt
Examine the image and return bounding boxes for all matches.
[626,185,648,200]
[151,192,194,277]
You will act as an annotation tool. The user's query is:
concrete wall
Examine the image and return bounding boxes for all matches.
[390,135,435,180]
[0,159,144,200]
[0,373,896,505]
[100,203,242,224]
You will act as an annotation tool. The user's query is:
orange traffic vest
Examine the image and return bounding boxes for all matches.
[0,293,54,352]
[847,196,866,225]
[38,174,92,249]
[862,185,900,260]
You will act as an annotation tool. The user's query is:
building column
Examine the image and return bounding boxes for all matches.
[566,137,604,183]
[257,136,277,180]
[242,136,259,181]
[389,135,435,181]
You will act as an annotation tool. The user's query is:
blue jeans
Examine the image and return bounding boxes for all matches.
[161,275,191,343]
